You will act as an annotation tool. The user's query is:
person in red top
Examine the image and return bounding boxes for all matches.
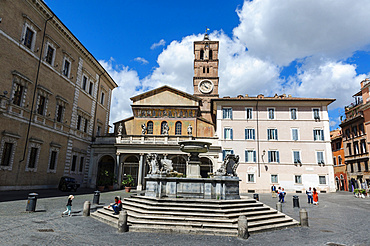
[313,188,319,205]
[108,196,122,215]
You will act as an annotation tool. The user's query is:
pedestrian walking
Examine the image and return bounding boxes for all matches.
[306,187,313,204]
[279,188,286,203]
[271,184,277,198]
[62,195,74,216]
[277,187,282,202]
[313,188,319,205]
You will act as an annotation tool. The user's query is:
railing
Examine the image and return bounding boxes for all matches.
[117,135,193,145]
[345,98,363,111]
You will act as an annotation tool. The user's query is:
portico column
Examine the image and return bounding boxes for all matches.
[116,153,122,189]
[137,153,145,191]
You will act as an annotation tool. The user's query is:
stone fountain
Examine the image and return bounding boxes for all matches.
[145,140,241,200]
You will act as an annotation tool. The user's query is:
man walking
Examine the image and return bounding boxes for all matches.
[306,187,313,204]
[271,184,277,198]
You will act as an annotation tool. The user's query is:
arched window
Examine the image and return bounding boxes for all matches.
[200,50,204,60]
[209,50,213,60]
[161,121,169,135]
[147,121,153,134]
[175,121,182,135]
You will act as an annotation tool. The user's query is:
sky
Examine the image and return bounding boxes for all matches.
[46,0,370,131]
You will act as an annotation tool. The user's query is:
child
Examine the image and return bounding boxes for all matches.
[108,196,122,215]
[62,195,74,216]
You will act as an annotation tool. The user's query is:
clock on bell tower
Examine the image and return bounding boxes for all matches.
[193,32,219,122]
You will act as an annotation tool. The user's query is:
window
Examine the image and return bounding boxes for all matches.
[347,143,352,155]
[359,124,364,135]
[361,140,366,154]
[338,156,342,165]
[209,50,213,60]
[353,142,359,155]
[267,129,278,140]
[246,108,253,119]
[245,150,256,163]
[224,128,233,140]
[28,147,38,169]
[295,175,302,184]
[79,156,84,173]
[147,121,153,134]
[63,59,70,77]
[49,151,57,170]
[345,129,350,139]
[365,161,369,172]
[319,176,326,184]
[245,129,255,140]
[97,126,102,136]
[268,151,280,163]
[352,126,358,137]
[56,104,64,123]
[247,174,255,183]
[77,115,82,130]
[100,92,105,105]
[175,122,182,135]
[222,108,232,119]
[292,128,299,141]
[333,157,336,166]
[268,108,275,119]
[89,82,93,95]
[24,27,35,49]
[357,162,362,172]
[336,142,341,150]
[271,174,278,183]
[222,150,234,160]
[317,151,324,164]
[82,76,87,91]
[200,50,204,60]
[293,151,301,164]
[350,163,353,173]
[84,119,89,133]
[71,155,77,172]
[290,108,297,120]
[13,83,24,106]
[313,108,320,120]
[313,130,324,141]
[1,142,13,167]
[37,95,46,115]
[45,45,55,65]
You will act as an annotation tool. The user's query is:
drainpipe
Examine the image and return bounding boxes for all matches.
[256,100,260,177]
[92,70,105,141]
[17,15,53,182]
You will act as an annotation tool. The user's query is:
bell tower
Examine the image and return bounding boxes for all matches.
[193,33,219,122]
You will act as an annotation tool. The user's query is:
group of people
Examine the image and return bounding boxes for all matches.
[271,184,319,205]
[62,195,123,217]
[271,184,286,203]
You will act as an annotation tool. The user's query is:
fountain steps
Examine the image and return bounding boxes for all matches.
[91,195,298,236]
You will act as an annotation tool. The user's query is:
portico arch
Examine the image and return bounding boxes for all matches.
[200,157,213,178]
[97,155,115,187]
[122,155,139,187]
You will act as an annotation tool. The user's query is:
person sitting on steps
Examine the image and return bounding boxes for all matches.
[108,196,122,215]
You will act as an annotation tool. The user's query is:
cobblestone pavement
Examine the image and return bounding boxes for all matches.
[0,190,369,246]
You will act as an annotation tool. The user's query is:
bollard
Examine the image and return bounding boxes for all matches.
[83,201,91,216]
[26,193,38,212]
[299,209,309,227]
[238,215,249,239]
[253,193,259,201]
[93,191,100,204]
[276,202,282,212]
[118,210,128,232]
[293,195,300,208]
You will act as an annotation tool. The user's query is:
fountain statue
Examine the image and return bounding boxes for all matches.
[144,140,241,200]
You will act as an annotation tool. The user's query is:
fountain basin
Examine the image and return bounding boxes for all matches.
[179,140,211,153]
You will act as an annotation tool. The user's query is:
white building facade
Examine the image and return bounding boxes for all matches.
[213,95,336,193]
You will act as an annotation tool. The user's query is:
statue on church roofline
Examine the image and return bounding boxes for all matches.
[187,124,193,135]
[117,123,123,136]
[141,123,147,135]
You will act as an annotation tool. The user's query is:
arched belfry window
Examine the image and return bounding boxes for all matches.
[147,121,153,134]
[209,50,213,60]
[200,50,204,60]
[175,121,182,135]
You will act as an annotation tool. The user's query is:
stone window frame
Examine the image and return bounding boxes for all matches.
[55,95,68,123]
[291,128,299,141]
[78,155,85,174]
[62,51,75,79]
[247,173,255,183]
[0,131,21,171]
[267,107,275,120]
[290,108,298,120]
[70,148,87,174]
[316,150,325,165]
[43,36,60,67]
[245,149,256,163]
[271,174,278,184]
[99,85,108,106]
[10,71,33,108]
[76,107,91,134]
[47,142,61,173]
[70,153,78,174]
[36,85,53,117]
[20,14,41,52]
[313,108,321,120]
[319,175,327,185]
[245,107,253,120]
[294,175,302,184]
[175,121,182,135]
[81,68,93,93]
[25,138,43,172]
[292,150,301,164]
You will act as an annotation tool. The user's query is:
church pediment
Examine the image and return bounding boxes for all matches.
[130,85,201,106]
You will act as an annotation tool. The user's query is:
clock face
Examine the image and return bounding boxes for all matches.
[199,80,214,94]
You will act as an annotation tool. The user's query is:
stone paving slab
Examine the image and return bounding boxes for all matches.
[0,190,369,245]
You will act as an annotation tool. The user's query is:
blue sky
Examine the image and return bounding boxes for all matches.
[47,0,370,129]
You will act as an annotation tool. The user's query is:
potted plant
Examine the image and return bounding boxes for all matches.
[122,174,134,192]
[97,179,105,192]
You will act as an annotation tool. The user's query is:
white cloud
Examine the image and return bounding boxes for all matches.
[150,39,166,50]
[233,0,370,66]
[134,57,149,64]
